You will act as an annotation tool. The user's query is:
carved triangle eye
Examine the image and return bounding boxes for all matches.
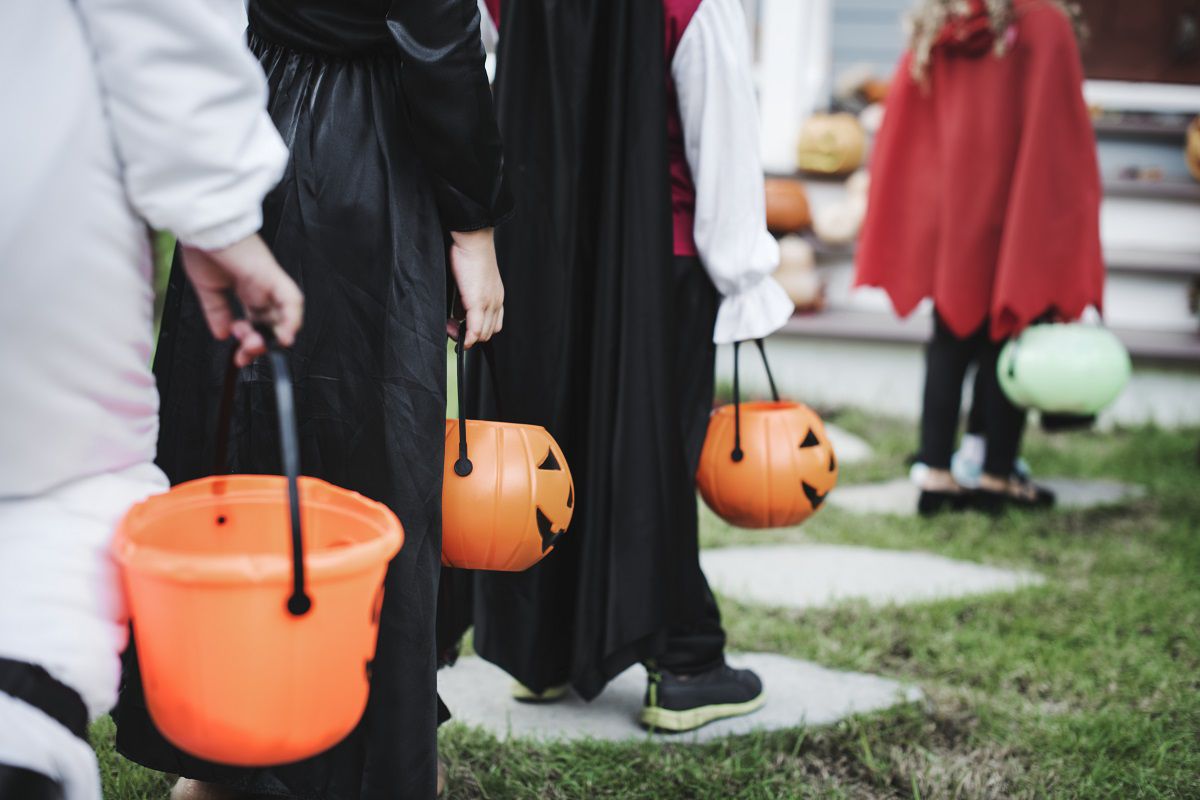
[800,430,821,448]
[538,449,562,470]
[828,452,837,472]
[537,507,563,552]
[567,485,574,509]
[802,481,827,509]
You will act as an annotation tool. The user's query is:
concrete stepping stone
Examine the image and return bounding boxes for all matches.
[699,544,1043,610]
[828,477,1144,516]
[824,423,873,465]
[438,652,920,743]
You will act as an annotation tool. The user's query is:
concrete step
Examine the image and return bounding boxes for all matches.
[780,308,1200,364]
[817,258,1198,334]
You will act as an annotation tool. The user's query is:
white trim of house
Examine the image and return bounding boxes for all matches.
[1084,80,1200,115]
[756,0,833,172]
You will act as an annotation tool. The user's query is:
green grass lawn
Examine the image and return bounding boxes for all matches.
[92,412,1200,799]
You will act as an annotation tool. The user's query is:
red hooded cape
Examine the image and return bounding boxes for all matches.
[854,0,1105,341]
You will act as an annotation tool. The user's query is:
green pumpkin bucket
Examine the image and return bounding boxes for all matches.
[997,323,1131,415]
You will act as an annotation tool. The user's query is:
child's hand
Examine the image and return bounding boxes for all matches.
[181,233,304,366]
[447,228,504,349]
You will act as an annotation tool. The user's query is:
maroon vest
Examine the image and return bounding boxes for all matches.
[663,0,702,256]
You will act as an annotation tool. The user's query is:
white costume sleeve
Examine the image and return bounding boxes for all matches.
[672,0,794,345]
[477,0,499,54]
[74,0,288,250]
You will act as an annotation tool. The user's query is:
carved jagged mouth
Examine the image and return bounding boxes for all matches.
[801,481,827,509]
[537,507,564,552]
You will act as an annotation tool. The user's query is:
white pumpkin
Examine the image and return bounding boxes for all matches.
[859,103,885,136]
[812,196,866,246]
[846,170,870,201]
[775,235,822,309]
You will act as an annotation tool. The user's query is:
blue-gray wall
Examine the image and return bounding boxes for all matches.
[832,0,911,82]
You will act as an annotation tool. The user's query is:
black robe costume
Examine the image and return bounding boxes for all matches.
[452,0,722,702]
[113,2,511,799]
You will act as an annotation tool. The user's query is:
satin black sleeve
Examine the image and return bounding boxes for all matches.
[386,0,513,231]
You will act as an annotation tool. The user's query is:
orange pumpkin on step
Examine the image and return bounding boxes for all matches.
[764,177,812,233]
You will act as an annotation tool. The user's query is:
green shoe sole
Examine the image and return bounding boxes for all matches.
[511,681,569,703]
[639,691,766,733]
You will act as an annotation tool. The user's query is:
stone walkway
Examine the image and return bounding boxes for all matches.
[439,652,921,743]
[700,544,1043,610]
[823,423,873,465]
[828,477,1145,516]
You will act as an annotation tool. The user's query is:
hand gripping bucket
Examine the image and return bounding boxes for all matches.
[113,344,403,766]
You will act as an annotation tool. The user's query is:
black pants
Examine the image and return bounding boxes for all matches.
[919,313,1027,478]
[656,255,727,676]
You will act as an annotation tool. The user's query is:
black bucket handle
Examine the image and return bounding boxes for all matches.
[449,318,506,480]
[729,339,781,463]
[213,328,311,618]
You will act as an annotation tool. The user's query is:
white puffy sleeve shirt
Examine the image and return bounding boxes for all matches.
[74,0,288,250]
[0,0,285,499]
[672,0,794,344]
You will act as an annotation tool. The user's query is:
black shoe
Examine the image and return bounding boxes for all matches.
[918,489,971,516]
[640,663,765,733]
[970,478,1055,514]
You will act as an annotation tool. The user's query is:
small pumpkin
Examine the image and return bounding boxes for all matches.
[860,78,889,105]
[846,169,870,200]
[796,113,867,176]
[775,235,822,310]
[764,177,811,233]
[812,195,866,246]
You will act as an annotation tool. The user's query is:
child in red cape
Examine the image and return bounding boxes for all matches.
[855,0,1104,513]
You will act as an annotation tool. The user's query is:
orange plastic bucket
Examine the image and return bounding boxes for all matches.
[442,418,574,571]
[113,346,402,766]
[441,326,574,571]
[696,340,838,529]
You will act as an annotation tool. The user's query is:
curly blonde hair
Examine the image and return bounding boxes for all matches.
[907,0,1084,82]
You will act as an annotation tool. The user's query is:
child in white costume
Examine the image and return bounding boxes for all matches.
[0,2,302,798]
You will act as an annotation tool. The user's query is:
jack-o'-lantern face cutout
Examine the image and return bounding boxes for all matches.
[535,448,573,553]
[796,425,838,511]
[697,401,839,529]
[442,420,575,571]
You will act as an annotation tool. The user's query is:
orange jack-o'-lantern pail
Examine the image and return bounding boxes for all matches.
[113,348,402,767]
[697,341,838,529]
[441,327,575,571]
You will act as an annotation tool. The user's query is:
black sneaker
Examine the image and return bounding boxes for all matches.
[639,663,765,732]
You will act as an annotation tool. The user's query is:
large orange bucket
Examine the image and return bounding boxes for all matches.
[113,347,402,766]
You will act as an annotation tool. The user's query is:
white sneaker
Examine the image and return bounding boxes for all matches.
[951,434,986,489]
[951,434,1033,486]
